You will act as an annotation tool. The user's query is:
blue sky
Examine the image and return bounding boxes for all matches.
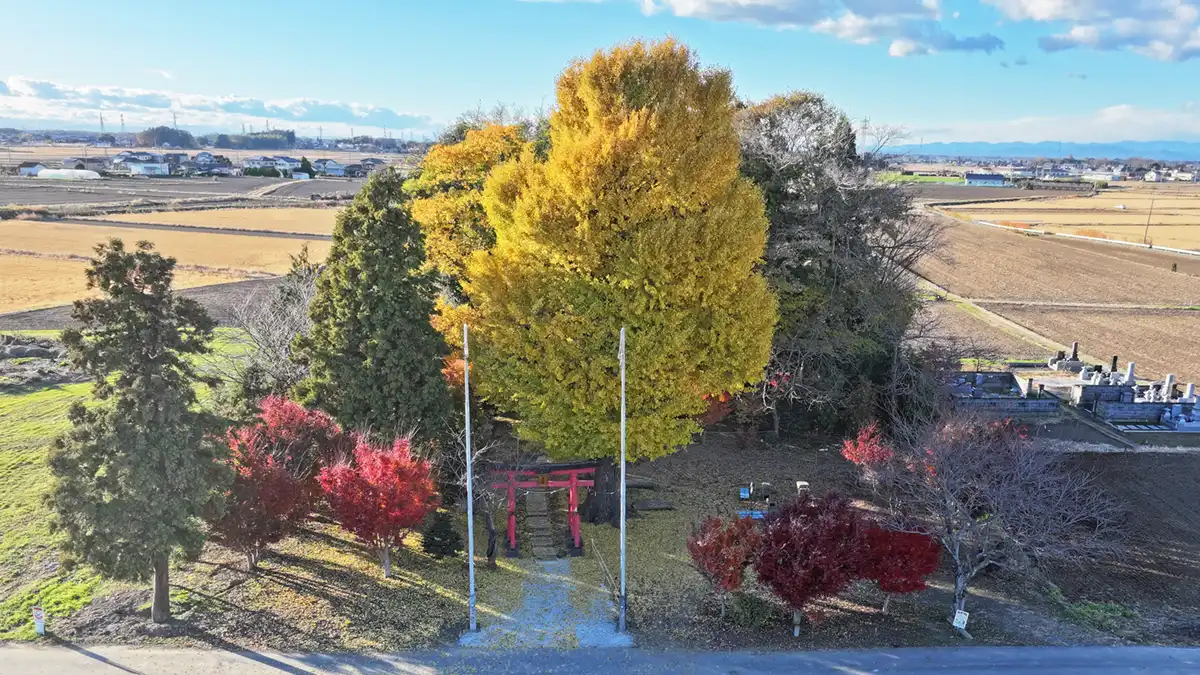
[1,0,1198,142]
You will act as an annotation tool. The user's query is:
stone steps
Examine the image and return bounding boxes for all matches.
[523,489,557,561]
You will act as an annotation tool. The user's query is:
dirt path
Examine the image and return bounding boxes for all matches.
[966,300,1199,310]
[59,218,331,241]
[458,558,631,649]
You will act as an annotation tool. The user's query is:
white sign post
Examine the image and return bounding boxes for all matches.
[618,327,628,634]
[464,324,477,633]
[32,606,45,636]
[952,609,970,631]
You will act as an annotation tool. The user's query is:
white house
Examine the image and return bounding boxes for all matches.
[273,156,302,172]
[18,162,46,177]
[243,155,276,169]
[127,161,170,176]
[1144,170,1163,183]
[314,158,344,177]
[61,156,108,172]
[1171,171,1197,182]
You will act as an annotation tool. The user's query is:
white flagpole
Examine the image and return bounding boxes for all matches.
[464,323,477,632]
[618,327,627,633]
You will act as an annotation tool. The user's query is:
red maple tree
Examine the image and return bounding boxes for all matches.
[687,516,762,617]
[237,395,353,480]
[861,527,941,612]
[318,436,439,577]
[210,429,311,569]
[754,493,868,623]
[841,421,894,468]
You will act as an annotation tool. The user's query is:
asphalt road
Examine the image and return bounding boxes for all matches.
[1,645,1197,674]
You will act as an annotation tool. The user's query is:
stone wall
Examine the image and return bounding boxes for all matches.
[1096,401,1194,422]
[1072,384,1134,406]
[955,397,1061,414]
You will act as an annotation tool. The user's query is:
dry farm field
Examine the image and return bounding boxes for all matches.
[952,184,1200,250]
[97,207,338,235]
[0,220,330,276]
[918,220,1200,305]
[992,307,1200,384]
[2,145,419,169]
[917,301,1047,360]
[0,253,251,314]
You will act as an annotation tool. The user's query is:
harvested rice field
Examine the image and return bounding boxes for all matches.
[96,207,338,235]
[0,220,330,276]
[0,253,252,314]
[917,301,1047,360]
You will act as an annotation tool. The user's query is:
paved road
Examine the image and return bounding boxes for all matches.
[2,645,1197,674]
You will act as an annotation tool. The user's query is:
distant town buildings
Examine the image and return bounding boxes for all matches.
[964,172,1006,187]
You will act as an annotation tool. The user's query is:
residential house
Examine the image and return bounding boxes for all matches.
[18,162,46,177]
[1171,171,1197,182]
[242,155,276,169]
[273,156,302,173]
[314,158,344,177]
[127,160,170,176]
[162,152,188,166]
[343,163,367,178]
[1144,170,1163,183]
[964,173,1007,187]
[60,156,108,172]
[361,157,387,172]
[193,151,216,165]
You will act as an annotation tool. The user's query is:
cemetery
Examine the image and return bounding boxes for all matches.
[948,371,1060,414]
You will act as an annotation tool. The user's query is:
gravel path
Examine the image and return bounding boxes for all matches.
[458,559,632,649]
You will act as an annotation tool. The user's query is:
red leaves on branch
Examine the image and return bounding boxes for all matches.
[687,516,762,594]
[211,425,311,568]
[318,436,439,575]
[862,528,941,595]
[840,421,893,467]
[754,493,868,613]
[698,392,734,426]
[230,395,353,480]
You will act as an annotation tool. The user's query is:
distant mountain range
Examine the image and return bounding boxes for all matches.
[886,141,1200,162]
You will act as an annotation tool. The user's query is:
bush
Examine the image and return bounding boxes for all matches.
[227,395,353,481]
[318,436,439,577]
[861,527,940,610]
[754,493,868,618]
[688,516,762,617]
[209,431,310,569]
[421,510,464,558]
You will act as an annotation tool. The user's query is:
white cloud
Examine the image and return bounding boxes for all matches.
[146,69,173,80]
[627,0,1004,55]
[982,0,1200,61]
[0,76,438,136]
[914,102,1200,143]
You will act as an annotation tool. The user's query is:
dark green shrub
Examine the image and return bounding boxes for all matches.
[421,510,463,558]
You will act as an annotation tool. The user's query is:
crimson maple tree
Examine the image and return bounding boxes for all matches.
[862,527,941,612]
[236,395,353,480]
[210,430,311,569]
[318,436,439,577]
[754,493,868,622]
[687,516,762,617]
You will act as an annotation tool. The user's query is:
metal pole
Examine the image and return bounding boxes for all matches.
[618,327,627,633]
[464,323,477,632]
[1143,198,1155,245]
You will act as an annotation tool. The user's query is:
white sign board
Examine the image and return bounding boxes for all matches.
[952,609,969,630]
[32,606,45,635]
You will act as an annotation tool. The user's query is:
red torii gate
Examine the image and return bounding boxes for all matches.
[489,461,597,557]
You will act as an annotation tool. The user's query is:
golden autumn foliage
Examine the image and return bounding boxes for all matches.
[406,124,527,295]
[465,39,777,461]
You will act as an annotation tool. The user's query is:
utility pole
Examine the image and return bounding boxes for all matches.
[464,324,477,633]
[618,327,628,634]
[1143,198,1156,246]
[172,112,177,130]
[120,114,125,135]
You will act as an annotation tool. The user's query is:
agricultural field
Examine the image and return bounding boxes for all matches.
[917,301,1047,360]
[0,254,252,314]
[0,176,364,208]
[993,307,1200,384]
[878,172,963,184]
[917,219,1200,305]
[97,207,338,236]
[0,220,329,277]
[952,183,1200,251]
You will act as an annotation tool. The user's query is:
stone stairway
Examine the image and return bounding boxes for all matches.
[525,490,558,560]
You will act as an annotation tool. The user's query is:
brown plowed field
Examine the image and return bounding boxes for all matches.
[918,220,1200,305]
[994,307,1200,383]
[918,301,1047,359]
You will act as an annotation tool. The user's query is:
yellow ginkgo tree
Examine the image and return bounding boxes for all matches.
[466,39,777,470]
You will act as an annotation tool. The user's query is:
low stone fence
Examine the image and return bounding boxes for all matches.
[955,397,1061,414]
[1096,401,1193,422]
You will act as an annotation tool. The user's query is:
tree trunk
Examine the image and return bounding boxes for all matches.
[151,555,171,623]
[379,547,392,578]
[882,594,892,614]
[770,406,781,441]
[582,456,620,527]
[484,509,498,569]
